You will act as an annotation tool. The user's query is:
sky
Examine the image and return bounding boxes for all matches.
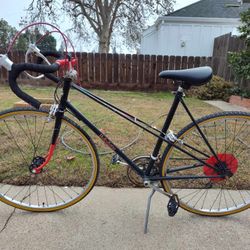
[0,0,199,52]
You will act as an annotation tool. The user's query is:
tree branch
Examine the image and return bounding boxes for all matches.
[68,0,101,35]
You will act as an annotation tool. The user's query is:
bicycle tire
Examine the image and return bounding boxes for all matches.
[0,107,99,212]
[160,111,250,216]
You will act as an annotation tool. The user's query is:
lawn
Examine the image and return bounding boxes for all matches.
[0,84,220,187]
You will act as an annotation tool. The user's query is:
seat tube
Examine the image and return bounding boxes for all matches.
[145,87,183,175]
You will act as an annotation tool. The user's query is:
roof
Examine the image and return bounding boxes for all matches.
[167,0,250,18]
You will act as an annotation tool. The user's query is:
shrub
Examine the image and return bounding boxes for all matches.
[230,86,250,98]
[188,76,233,101]
[228,9,250,82]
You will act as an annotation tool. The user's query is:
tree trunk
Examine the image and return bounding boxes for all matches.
[98,40,110,53]
[98,25,111,53]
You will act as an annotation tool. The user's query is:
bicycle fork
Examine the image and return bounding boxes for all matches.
[30,78,71,174]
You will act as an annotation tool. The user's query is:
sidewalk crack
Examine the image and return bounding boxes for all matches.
[0,208,16,233]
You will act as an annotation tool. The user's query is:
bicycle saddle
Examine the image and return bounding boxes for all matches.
[159,66,213,87]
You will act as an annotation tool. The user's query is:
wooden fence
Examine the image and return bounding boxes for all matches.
[0,52,213,91]
[75,53,215,90]
[0,33,248,90]
[212,33,248,83]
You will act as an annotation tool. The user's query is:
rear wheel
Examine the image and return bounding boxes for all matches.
[160,112,250,216]
[0,108,99,211]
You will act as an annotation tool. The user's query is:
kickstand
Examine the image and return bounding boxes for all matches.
[144,188,156,234]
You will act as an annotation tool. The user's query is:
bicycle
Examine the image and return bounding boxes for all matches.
[0,26,249,233]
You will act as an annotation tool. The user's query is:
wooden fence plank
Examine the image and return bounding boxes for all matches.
[212,57,220,75]
[107,53,113,84]
[100,53,107,83]
[119,54,126,84]
[88,53,94,83]
[125,54,132,83]
[175,56,181,70]
[188,56,194,68]
[181,56,187,69]
[144,55,150,86]
[169,56,175,70]
[163,55,169,70]
[194,56,201,67]
[206,57,212,67]
[150,55,157,89]
[94,53,100,83]
[113,53,119,84]
[200,56,207,67]
[80,52,88,82]
[138,54,144,88]
[132,54,138,84]
[156,55,163,85]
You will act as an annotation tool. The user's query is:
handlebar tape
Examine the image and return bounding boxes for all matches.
[37,51,63,64]
[8,63,60,109]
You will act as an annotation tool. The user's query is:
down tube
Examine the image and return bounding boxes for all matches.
[66,101,144,177]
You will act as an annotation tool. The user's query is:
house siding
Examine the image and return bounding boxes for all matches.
[140,17,240,56]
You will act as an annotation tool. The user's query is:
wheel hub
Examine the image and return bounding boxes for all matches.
[203,154,238,182]
[29,156,46,173]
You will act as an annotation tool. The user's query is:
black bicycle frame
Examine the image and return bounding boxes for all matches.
[52,79,225,181]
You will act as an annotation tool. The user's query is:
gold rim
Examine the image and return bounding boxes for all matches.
[161,114,250,216]
[0,109,99,212]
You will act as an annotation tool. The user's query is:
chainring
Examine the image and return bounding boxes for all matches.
[127,156,160,187]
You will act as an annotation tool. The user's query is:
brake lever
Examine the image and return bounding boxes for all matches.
[25,44,52,80]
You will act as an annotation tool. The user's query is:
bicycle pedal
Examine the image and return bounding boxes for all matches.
[111,154,120,164]
[167,195,179,217]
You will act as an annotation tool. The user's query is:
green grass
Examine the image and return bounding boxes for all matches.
[0,85,220,187]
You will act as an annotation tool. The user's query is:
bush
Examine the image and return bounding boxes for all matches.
[188,76,233,101]
[228,9,250,81]
[230,86,250,98]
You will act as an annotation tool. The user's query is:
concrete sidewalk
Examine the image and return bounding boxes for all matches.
[204,100,249,112]
[0,187,249,250]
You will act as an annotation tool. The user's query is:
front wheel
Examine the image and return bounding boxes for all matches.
[0,108,99,211]
[160,111,250,216]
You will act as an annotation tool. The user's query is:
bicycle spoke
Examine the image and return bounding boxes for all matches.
[33,118,48,157]
[224,119,227,156]
[226,189,238,208]
[201,189,209,210]
[185,189,203,205]
[44,172,74,200]
[222,189,229,211]
[185,133,211,156]
[37,185,41,207]
[3,120,29,166]
[12,185,28,200]
[3,185,13,196]
[210,189,222,211]
[214,122,218,153]
[193,189,208,208]
[14,116,35,152]
[179,189,201,200]
[46,186,66,203]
